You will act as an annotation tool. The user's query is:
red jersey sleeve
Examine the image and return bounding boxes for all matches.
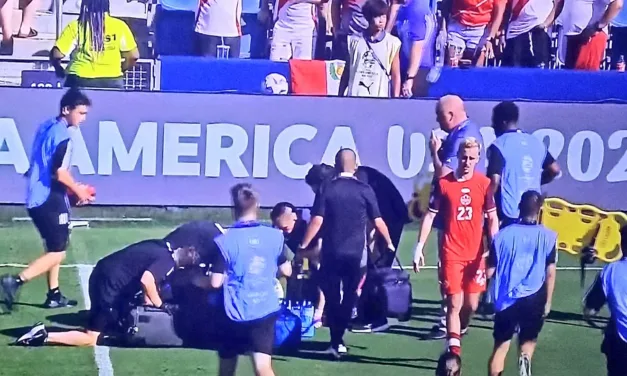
[484,180,496,213]
[429,179,442,213]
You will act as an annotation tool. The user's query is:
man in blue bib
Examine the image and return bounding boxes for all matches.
[487,191,558,376]
[584,225,627,376]
[488,101,561,228]
[0,89,95,313]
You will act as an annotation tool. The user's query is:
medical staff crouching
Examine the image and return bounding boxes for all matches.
[206,183,292,376]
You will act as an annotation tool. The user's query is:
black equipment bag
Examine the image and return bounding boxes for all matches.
[122,305,184,347]
[364,257,412,322]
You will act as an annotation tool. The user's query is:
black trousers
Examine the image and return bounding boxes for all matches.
[195,33,241,58]
[319,255,363,346]
[603,321,627,376]
[502,27,550,68]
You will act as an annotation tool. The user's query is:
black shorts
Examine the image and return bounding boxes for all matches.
[86,267,122,334]
[602,322,627,376]
[493,287,547,344]
[27,194,70,252]
[216,308,279,359]
[502,27,550,68]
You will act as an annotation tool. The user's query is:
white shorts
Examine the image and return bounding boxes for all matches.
[270,26,315,61]
[446,19,487,52]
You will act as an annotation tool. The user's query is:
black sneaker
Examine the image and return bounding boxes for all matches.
[424,324,447,340]
[16,322,48,346]
[0,274,21,312]
[350,321,390,333]
[44,292,77,309]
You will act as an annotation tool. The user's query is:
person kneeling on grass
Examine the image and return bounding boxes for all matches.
[15,239,200,347]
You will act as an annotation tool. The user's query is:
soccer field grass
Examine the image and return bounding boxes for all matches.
[0,223,611,376]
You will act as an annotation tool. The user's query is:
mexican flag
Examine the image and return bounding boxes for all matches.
[289,59,345,96]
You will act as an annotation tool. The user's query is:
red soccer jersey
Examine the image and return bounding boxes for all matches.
[429,172,496,262]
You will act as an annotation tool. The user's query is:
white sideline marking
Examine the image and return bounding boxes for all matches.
[0,263,604,271]
[77,265,115,376]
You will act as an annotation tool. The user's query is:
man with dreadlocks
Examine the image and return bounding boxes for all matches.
[50,0,140,89]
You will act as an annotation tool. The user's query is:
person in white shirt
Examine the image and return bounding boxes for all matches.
[269,0,327,61]
[499,0,563,67]
[195,0,243,58]
[559,0,624,70]
[338,0,401,98]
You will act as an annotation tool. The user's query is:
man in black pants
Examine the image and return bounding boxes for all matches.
[15,239,201,347]
[299,148,395,359]
[584,225,627,376]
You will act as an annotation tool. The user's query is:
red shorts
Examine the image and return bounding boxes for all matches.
[440,258,487,295]
[565,31,608,71]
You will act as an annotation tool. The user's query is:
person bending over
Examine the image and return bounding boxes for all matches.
[15,239,200,347]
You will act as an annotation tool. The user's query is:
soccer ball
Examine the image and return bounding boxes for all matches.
[262,73,289,95]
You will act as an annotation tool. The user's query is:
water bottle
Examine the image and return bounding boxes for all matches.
[301,300,315,338]
[617,55,625,72]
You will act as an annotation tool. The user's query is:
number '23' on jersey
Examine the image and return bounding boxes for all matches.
[429,172,496,261]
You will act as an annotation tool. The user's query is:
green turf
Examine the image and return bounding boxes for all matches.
[0,223,610,376]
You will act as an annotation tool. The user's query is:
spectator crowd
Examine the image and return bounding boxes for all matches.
[0,0,624,92]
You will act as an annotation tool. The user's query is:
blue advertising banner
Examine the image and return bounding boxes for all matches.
[1,87,626,209]
[159,56,291,94]
[156,57,627,103]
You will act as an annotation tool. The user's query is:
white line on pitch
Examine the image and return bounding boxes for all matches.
[77,265,115,376]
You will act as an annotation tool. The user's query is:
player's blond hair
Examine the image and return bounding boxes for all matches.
[457,137,482,155]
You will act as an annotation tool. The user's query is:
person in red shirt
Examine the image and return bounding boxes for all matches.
[413,137,499,356]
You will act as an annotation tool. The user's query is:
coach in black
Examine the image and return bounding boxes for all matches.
[15,239,200,347]
[299,148,395,359]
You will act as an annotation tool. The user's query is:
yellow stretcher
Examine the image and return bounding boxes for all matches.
[540,197,627,263]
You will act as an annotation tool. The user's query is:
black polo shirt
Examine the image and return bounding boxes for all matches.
[311,175,382,260]
[94,239,176,303]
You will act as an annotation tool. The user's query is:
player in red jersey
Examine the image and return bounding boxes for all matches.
[413,137,499,356]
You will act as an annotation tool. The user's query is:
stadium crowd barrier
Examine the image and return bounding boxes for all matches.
[1,87,626,210]
[20,56,627,103]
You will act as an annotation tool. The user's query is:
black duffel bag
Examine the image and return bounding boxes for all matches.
[363,257,412,322]
[122,305,184,347]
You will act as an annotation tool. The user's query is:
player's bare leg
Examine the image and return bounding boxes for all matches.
[19,251,66,282]
[47,262,61,291]
[488,339,511,376]
[446,293,464,354]
[460,292,481,331]
[518,340,537,376]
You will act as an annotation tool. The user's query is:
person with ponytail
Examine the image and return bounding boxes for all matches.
[50,0,140,89]
[207,183,292,376]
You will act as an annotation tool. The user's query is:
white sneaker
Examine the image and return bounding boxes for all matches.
[519,353,532,376]
[327,343,348,360]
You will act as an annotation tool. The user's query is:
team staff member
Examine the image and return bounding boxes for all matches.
[202,184,292,376]
[271,202,325,327]
[414,137,499,356]
[299,148,395,359]
[50,0,139,89]
[306,163,409,266]
[488,101,561,228]
[0,89,94,313]
[15,239,201,347]
[584,225,627,376]
[164,220,225,264]
[427,94,486,340]
[487,191,558,376]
